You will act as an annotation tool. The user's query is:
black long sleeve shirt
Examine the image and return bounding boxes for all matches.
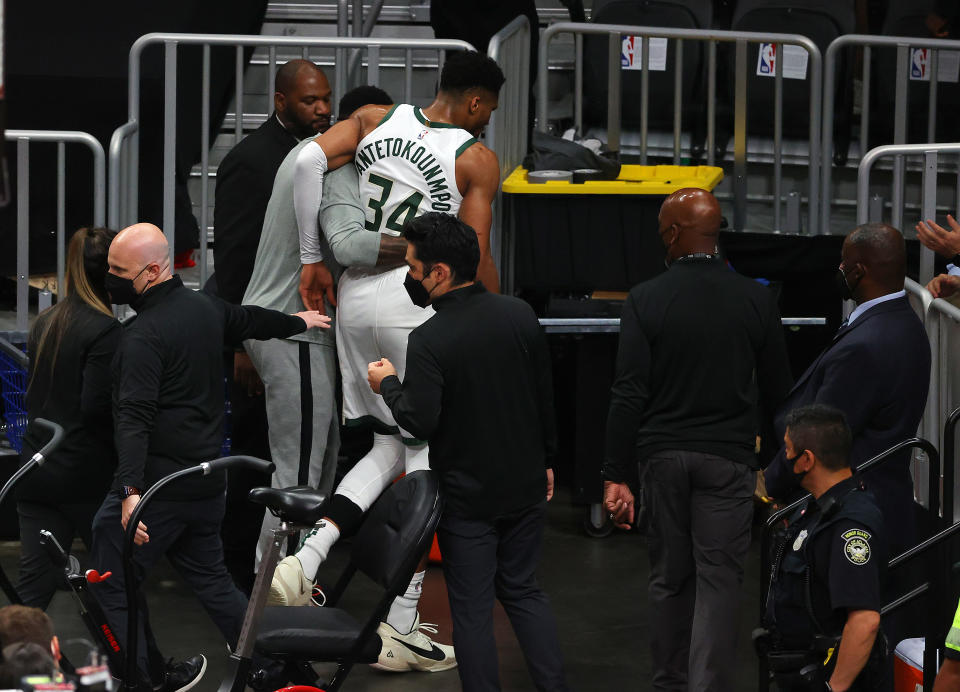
[603,257,792,483]
[18,301,121,504]
[380,282,556,519]
[112,275,306,499]
[213,114,299,304]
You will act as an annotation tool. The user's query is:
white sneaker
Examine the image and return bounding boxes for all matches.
[267,555,313,607]
[371,615,457,673]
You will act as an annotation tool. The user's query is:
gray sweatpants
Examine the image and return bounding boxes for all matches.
[641,449,755,692]
[245,338,339,563]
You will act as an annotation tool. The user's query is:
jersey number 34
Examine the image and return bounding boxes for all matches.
[365,173,424,234]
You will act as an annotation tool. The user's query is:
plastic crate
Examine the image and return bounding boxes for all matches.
[0,341,28,453]
[502,164,724,293]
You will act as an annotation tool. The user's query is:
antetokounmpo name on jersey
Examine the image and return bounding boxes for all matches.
[355,138,454,211]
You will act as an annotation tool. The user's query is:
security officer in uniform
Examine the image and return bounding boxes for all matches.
[759,404,887,691]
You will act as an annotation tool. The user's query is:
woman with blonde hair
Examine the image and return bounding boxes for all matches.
[15,226,120,608]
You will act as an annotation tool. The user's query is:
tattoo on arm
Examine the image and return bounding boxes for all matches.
[376,236,408,267]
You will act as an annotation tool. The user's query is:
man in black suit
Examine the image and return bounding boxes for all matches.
[213,59,333,592]
[764,222,930,555]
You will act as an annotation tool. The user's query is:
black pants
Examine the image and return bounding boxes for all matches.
[16,500,97,609]
[90,493,248,681]
[641,450,755,692]
[222,358,272,594]
[437,501,569,692]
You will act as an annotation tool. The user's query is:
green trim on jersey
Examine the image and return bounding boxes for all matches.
[455,137,479,158]
[375,104,400,129]
[344,414,399,436]
[414,107,462,129]
[947,599,960,654]
[400,436,428,447]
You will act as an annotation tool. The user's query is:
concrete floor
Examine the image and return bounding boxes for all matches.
[0,493,767,691]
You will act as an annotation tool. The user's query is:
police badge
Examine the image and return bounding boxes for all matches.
[841,529,872,565]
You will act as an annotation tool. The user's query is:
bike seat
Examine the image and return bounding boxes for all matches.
[249,486,328,526]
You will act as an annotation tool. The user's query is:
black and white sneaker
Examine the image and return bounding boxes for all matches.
[370,615,456,673]
[155,655,207,692]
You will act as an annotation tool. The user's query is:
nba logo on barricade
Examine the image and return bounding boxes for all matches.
[758,43,776,75]
[621,36,639,68]
[912,48,929,79]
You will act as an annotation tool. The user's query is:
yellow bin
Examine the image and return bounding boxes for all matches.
[500,164,724,293]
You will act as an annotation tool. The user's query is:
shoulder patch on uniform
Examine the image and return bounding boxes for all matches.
[841,528,872,566]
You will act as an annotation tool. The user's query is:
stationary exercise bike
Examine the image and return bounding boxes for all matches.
[0,418,114,688]
[0,435,330,691]
[0,418,65,605]
[119,456,331,692]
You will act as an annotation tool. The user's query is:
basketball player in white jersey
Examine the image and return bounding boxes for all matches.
[269,52,504,674]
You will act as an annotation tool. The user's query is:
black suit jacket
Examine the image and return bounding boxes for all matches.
[213,114,299,304]
[764,296,930,551]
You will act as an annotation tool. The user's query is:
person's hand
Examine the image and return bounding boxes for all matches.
[299,261,337,314]
[927,273,960,299]
[546,468,555,502]
[367,357,397,394]
[293,310,333,330]
[916,215,960,258]
[233,351,263,397]
[603,480,635,530]
[121,495,149,545]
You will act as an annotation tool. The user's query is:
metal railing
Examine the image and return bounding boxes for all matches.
[486,15,531,290]
[537,317,826,333]
[905,277,939,473]
[882,274,960,521]
[822,34,960,234]
[926,297,960,521]
[107,33,475,285]
[5,130,106,333]
[857,143,960,286]
[536,22,822,234]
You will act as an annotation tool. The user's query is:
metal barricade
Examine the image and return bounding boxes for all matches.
[486,15,531,290]
[536,22,823,234]
[108,33,476,285]
[882,275,960,520]
[823,34,960,236]
[857,142,960,285]
[905,277,939,460]
[926,297,960,521]
[5,130,106,333]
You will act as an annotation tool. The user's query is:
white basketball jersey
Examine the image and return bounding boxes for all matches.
[354,104,477,236]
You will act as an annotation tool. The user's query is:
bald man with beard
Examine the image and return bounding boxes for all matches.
[764,223,930,556]
[90,223,329,691]
[602,189,792,691]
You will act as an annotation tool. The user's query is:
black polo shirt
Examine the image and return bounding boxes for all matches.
[603,256,792,481]
[112,275,306,499]
[380,282,556,519]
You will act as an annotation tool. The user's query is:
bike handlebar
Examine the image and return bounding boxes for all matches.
[201,455,275,475]
[29,418,65,466]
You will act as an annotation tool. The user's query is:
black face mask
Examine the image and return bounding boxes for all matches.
[105,264,155,306]
[835,267,858,301]
[786,450,808,485]
[403,267,436,309]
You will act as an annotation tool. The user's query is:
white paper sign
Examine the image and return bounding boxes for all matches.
[621,36,668,72]
[909,48,960,83]
[756,43,809,80]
